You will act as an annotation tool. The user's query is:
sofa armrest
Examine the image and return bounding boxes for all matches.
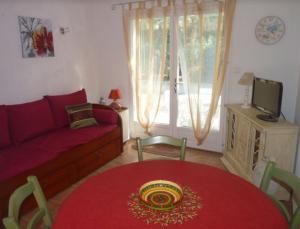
[92,104,119,125]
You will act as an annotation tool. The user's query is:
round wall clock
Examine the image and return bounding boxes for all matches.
[255,16,285,45]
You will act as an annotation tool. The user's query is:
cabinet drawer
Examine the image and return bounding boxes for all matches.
[76,151,101,179]
[236,117,251,144]
[97,140,120,163]
[40,164,75,198]
[76,139,121,179]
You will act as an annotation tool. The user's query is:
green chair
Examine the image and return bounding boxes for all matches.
[260,161,300,229]
[136,135,187,162]
[2,176,52,229]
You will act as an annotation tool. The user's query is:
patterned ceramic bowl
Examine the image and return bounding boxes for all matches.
[139,180,183,211]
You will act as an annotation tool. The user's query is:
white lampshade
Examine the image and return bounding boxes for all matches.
[239,72,255,109]
[238,72,255,86]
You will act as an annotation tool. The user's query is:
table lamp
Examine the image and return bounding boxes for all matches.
[108,89,122,110]
[238,72,255,108]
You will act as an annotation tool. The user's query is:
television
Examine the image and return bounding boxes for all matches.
[251,77,283,122]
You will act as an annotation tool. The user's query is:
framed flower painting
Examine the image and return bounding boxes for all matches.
[18,16,55,58]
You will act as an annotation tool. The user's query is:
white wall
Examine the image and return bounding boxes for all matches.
[86,0,130,107]
[229,0,300,175]
[226,0,300,122]
[294,0,300,175]
[294,53,300,176]
[0,0,100,105]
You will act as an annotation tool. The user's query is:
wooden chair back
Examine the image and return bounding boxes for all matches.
[136,135,187,161]
[260,161,300,229]
[2,176,52,229]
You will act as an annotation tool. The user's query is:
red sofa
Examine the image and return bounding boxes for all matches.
[0,89,123,225]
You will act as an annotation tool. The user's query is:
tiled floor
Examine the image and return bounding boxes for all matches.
[20,139,225,227]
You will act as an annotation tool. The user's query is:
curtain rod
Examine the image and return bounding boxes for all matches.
[112,0,220,10]
[112,0,155,10]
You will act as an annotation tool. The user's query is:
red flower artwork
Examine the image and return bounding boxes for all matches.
[18,16,55,58]
[32,27,54,56]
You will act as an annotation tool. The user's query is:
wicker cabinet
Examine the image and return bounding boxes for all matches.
[221,104,299,181]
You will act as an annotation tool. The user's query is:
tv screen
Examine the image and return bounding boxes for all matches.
[252,77,283,118]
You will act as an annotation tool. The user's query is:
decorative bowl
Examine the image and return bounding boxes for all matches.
[139,180,183,211]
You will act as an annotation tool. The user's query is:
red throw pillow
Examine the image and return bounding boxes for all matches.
[0,105,11,148]
[93,109,118,124]
[8,99,56,143]
[45,89,87,128]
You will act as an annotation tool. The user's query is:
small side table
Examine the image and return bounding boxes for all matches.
[117,107,130,143]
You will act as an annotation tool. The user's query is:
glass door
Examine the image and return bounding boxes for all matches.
[130,12,224,152]
[173,63,224,152]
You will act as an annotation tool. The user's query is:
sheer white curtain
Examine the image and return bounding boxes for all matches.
[175,0,236,144]
[122,1,170,134]
[122,0,236,142]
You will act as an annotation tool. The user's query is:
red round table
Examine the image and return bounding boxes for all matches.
[53,160,288,229]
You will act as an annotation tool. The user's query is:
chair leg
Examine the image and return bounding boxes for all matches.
[136,138,143,161]
[138,151,143,161]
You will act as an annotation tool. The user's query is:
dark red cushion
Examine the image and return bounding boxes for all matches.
[0,105,11,148]
[93,109,118,124]
[45,89,87,128]
[0,124,117,182]
[8,99,55,143]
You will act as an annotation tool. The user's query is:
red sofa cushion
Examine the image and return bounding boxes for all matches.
[93,109,118,124]
[8,99,55,143]
[0,105,11,148]
[0,124,117,182]
[45,89,87,128]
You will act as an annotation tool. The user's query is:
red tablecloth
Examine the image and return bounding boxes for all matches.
[53,160,288,229]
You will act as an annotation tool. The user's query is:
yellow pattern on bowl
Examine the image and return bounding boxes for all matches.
[139,180,183,211]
